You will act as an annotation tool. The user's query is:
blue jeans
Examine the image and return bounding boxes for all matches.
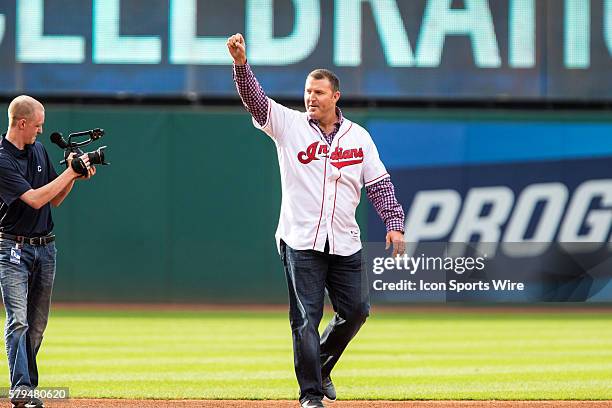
[0,239,56,389]
[280,240,370,402]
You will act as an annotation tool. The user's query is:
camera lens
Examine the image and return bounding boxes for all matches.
[87,146,108,165]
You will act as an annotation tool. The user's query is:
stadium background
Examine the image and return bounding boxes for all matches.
[1,0,611,303]
[0,1,610,404]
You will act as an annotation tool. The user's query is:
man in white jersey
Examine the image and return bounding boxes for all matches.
[228,33,405,408]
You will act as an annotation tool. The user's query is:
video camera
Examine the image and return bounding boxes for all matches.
[50,129,110,176]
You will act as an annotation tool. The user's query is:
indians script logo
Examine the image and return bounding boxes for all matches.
[297,141,364,169]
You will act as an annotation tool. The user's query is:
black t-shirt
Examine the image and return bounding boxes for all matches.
[0,135,59,236]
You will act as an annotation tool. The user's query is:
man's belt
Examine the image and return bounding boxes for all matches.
[0,232,55,246]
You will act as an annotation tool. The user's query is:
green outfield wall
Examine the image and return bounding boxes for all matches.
[1,105,611,303]
[0,105,370,303]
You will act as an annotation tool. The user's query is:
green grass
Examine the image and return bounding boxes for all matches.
[1,309,611,400]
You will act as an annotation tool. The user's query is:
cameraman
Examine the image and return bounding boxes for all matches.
[0,95,95,408]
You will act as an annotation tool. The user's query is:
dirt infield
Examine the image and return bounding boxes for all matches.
[45,400,612,408]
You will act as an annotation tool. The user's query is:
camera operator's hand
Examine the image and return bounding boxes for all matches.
[66,152,76,168]
[75,154,95,180]
[81,165,96,180]
[66,153,81,179]
[66,153,93,180]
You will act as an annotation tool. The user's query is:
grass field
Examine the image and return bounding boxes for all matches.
[1,308,611,400]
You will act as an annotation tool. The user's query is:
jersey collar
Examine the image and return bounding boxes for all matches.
[308,107,347,145]
[1,134,30,158]
[308,107,344,132]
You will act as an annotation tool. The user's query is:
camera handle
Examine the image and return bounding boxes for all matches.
[59,149,88,176]
[70,156,89,177]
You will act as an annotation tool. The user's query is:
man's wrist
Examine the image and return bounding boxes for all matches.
[63,167,79,180]
[385,219,405,233]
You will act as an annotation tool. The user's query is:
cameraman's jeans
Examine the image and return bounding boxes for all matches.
[280,240,370,403]
[0,239,56,389]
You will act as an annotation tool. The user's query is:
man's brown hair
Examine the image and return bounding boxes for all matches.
[308,69,340,93]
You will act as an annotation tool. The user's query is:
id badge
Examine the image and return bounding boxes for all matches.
[9,244,21,265]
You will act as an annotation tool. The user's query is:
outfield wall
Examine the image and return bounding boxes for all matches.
[34,106,308,303]
[0,105,611,303]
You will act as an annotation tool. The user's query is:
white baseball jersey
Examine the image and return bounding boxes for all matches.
[253,98,390,256]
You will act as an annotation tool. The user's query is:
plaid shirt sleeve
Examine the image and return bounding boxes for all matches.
[366,177,405,233]
[233,62,269,127]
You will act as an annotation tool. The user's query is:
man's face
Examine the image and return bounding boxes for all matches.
[20,108,44,145]
[304,76,339,121]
